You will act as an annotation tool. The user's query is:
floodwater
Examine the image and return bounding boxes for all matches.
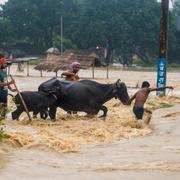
[0,67,180,180]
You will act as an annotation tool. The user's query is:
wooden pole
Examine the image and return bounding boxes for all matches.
[106,65,109,79]
[159,0,169,58]
[9,75,31,121]
[8,66,10,75]
[156,0,169,96]
[177,15,180,31]
[92,63,95,79]
[61,16,63,54]
[27,61,30,76]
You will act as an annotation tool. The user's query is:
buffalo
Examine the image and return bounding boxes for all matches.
[12,91,58,120]
[38,78,130,121]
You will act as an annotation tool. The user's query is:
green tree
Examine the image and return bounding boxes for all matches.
[168,0,180,63]
[0,0,179,64]
[2,0,64,52]
[52,33,77,51]
[74,0,160,64]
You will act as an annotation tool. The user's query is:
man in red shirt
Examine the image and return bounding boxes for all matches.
[61,62,80,81]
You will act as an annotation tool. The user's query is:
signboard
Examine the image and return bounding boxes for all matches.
[157,58,167,95]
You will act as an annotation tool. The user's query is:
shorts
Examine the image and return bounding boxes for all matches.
[0,90,7,103]
[133,106,144,120]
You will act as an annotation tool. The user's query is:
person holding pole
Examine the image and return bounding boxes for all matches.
[0,54,16,118]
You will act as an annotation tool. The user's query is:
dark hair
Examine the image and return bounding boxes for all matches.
[142,81,150,88]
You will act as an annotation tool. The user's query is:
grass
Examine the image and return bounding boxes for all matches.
[111,60,180,72]
[147,101,173,111]
[0,118,10,143]
[0,107,12,143]
[133,59,180,68]
[133,59,155,67]
[156,103,173,109]
[29,59,44,65]
[0,127,10,142]
[167,63,180,71]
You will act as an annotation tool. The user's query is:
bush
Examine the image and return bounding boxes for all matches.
[52,33,77,51]
[29,59,44,65]
[167,63,180,68]
[0,118,10,142]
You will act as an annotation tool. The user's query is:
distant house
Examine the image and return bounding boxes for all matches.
[35,49,101,72]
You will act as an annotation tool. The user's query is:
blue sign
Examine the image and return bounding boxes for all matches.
[157,58,166,96]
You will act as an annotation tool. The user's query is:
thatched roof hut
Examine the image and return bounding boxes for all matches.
[35,49,101,72]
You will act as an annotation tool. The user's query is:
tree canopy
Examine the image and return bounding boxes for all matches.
[0,0,179,64]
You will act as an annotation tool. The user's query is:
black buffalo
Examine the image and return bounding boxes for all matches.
[12,91,58,120]
[38,78,130,120]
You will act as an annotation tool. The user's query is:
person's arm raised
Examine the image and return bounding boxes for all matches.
[150,86,174,92]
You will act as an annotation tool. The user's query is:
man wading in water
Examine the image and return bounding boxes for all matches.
[128,81,173,124]
[0,54,16,118]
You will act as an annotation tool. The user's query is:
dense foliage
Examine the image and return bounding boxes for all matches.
[0,0,179,64]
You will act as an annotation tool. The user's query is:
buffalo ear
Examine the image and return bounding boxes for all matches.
[116,79,121,88]
[116,79,121,83]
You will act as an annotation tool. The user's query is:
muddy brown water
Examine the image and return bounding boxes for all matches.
[0,100,180,180]
[0,68,180,179]
[0,105,180,180]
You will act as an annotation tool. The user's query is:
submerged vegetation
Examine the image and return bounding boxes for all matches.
[0,118,10,143]
[147,96,180,111]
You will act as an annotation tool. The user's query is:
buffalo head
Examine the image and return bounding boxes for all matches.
[114,79,129,105]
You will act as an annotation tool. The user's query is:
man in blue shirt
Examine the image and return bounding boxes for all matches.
[0,54,15,118]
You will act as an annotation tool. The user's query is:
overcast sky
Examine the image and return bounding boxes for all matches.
[0,0,7,5]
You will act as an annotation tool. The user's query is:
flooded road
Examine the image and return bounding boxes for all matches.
[0,68,180,179]
[0,103,180,180]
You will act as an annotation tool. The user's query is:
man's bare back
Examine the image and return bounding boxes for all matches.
[133,88,150,107]
[128,81,173,120]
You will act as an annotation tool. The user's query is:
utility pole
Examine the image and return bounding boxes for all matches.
[157,0,169,96]
[177,15,180,31]
[60,16,63,54]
